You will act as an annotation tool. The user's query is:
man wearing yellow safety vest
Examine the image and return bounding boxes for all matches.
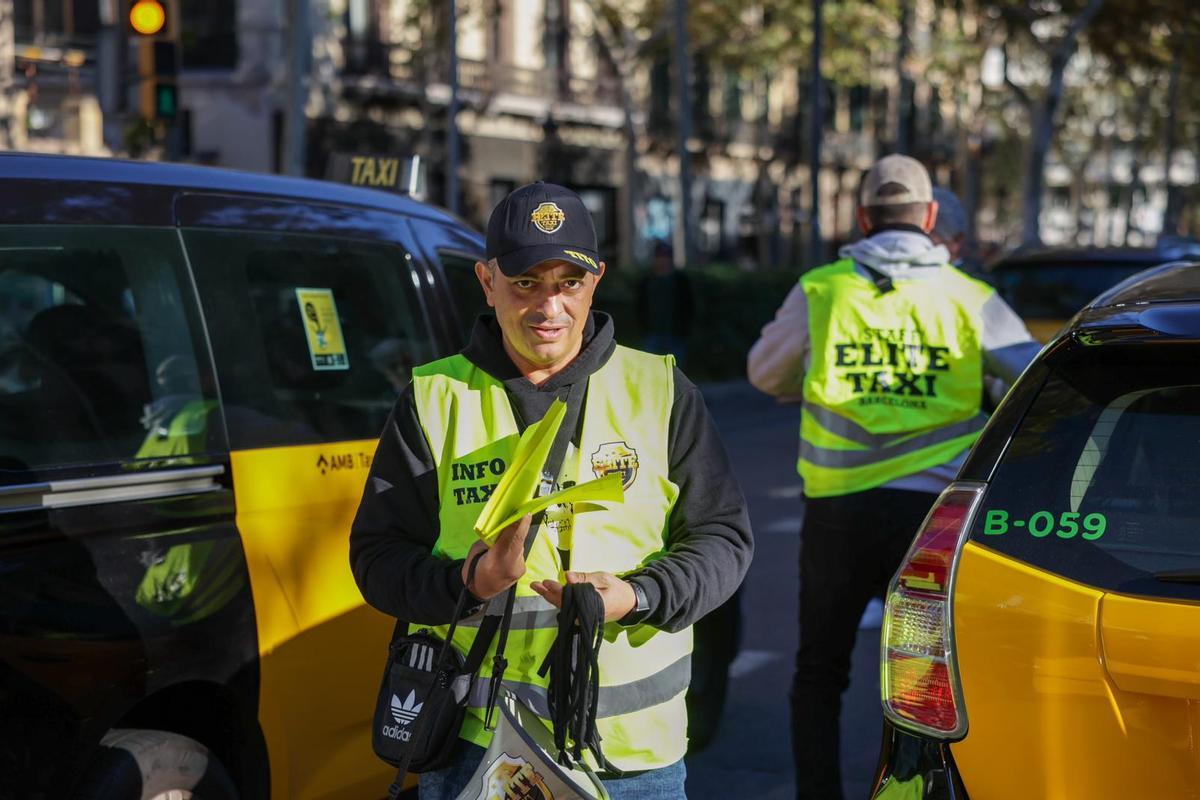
[748,155,1039,800]
[351,182,753,799]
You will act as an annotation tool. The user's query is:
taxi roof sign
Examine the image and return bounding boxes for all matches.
[325,153,425,200]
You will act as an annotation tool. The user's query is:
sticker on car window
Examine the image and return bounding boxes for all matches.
[295,287,349,371]
[982,509,1107,540]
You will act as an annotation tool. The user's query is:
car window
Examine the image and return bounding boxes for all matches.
[0,227,221,478]
[993,262,1148,319]
[437,249,488,338]
[183,228,435,449]
[969,343,1200,601]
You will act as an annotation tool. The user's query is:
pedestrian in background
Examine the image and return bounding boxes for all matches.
[930,187,967,265]
[931,186,1009,409]
[636,240,695,367]
[746,155,1039,800]
[930,186,993,281]
[351,182,753,799]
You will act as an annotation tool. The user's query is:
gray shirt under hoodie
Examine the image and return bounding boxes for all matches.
[747,229,1042,494]
[351,312,754,631]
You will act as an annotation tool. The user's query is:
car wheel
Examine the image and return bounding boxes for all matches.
[76,729,238,800]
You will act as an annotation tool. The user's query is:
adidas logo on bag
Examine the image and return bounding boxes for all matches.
[391,690,423,725]
[381,690,423,742]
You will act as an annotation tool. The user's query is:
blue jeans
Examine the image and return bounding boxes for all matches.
[419,741,688,799]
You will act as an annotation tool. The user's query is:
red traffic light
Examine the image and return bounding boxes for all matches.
[129,0,166,36]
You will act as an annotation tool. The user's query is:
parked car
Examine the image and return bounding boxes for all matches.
[0,152,483,798]
[986,241,1200,341]
[872,260,1200,799]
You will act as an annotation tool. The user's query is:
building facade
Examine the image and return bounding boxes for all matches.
[2,0,1191,264]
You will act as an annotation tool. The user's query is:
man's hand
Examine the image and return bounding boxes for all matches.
[531,571,637,623]
[462,515,531,600]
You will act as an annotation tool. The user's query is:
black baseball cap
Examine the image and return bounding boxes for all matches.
[485,182,601,277]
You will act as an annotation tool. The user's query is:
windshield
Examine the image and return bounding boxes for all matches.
[993,262,1150,319]
[969,342,1200,601]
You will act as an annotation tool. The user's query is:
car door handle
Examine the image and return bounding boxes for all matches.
[0,465,225,513]
[1099,593,1200,700]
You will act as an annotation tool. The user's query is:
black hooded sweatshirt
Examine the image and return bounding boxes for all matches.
[349,312,753,633]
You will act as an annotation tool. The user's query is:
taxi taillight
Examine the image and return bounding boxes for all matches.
[880,481,984,739]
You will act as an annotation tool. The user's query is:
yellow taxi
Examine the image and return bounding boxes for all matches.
[0,153,482,798]
[872,260,1200,799]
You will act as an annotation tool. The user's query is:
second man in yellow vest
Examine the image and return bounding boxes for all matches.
[352,182,753,799]
[748,155,1038,800]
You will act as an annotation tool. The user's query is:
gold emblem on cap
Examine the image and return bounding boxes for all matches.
[531,202,566,234]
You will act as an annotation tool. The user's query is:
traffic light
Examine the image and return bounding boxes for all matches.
[136,38,178,120]
[128,0,167,36]
[129,1,179,122]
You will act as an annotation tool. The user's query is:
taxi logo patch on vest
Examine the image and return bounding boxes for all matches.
[475,752,553,800]
[531,202,565,234]
[591,441,639,490]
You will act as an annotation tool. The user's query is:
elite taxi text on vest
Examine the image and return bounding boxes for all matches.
[832,336,952,401]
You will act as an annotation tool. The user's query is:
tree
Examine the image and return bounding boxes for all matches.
[982,0,1106,246]
[1087,1,1200,238]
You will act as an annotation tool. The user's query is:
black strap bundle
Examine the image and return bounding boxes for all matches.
[537,582,620,775]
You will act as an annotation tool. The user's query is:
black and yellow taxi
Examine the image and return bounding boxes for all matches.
[872,260,1200,799]
[0,153,483,797]
[986,241,1200,342]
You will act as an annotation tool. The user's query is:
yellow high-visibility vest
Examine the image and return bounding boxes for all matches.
[799,258,992,497]
[135,399,217,462]
[411,346,691,771]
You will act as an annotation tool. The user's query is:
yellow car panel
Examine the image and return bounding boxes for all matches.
[1100,593,1200,700]
[951,542,1200,799]
[232,441,394,799]
[1023,318,1067,344]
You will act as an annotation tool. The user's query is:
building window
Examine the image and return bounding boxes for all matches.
[490,179,516,211]
[181,0,238,70]
[344,0,387,73]
[488,0,512,65]
[700,197,726,257]
[872,86,890,142]
[543,0,570,98]
[649,57,671,135]
[693,57,713,139]
[723,70,742,124]
[14,0,101,47]
[576,187,616,255]
[849,85,867,133]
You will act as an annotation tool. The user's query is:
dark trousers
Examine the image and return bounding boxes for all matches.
[791,487,939,800]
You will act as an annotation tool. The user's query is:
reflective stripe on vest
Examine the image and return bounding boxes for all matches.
[800,411,988,468]
[799,258,992,497]
[411,346,690,772]
[465,654,692,720]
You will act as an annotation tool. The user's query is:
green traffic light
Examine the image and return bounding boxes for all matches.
[156,84,177,119]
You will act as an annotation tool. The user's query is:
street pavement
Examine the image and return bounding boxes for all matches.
[684,381,884,800]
